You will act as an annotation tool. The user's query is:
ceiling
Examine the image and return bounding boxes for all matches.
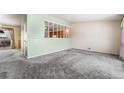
[51,14,124,23]
[0,14,123,26]
[0,14,23,26]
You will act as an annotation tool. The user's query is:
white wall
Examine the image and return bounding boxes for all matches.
[72,21,121,55]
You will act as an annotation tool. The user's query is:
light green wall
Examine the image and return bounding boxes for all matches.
[27,14,71,58]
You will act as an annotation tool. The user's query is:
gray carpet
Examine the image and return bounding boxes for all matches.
[0,49,124,79]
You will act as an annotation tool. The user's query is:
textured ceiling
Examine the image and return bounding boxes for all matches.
[50,14,124,23]
[0,14,23,26]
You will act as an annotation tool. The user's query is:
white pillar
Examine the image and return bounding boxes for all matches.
[120,18,124,60]
[120,30,124,60]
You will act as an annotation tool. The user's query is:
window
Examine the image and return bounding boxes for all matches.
[45,21,48,38]
[54,24,57,38]
[58,25,61,38]
[44,21,71,38]
[49,22,54,38]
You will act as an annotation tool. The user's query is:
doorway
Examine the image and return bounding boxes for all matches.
[0,27,20,50]
[0,26,21,50]
[0,14,27,58]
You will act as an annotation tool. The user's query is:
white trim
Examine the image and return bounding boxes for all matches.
[44,20,71,27]
[27,48,71,59]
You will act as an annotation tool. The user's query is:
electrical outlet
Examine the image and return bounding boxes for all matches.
[88,48,91,50]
